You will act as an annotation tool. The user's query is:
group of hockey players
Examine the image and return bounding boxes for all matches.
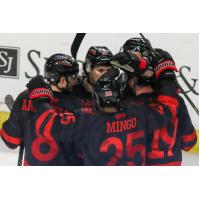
[0,37,197,166]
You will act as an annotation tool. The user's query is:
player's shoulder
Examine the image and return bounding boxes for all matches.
[72,83,92,100]
[67,92,82,102]
[177,95,186,106]
[121,104,146,117]
[73,84,85,95]
[78,107,96,115]
[15,89,29,102]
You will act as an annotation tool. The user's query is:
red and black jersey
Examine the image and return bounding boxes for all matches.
[123,91,197,166]
[32,91,178,166]
[147,95,197,166]
[177,96,197,152]
[0,90,83,166]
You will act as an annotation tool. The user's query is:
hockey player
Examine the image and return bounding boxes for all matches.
[25,58,179,166]
[113,37,197,165]
[0,53,83,166]
[72,46,113,111]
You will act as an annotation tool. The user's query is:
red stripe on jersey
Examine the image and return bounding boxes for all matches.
[157,95,179,117]
[148,161,181,166]
[157,95,179,108]
[182,146,194,151]
[0,129,22,145]
[181,130,197,143]
[35,110,55,137]
[148,129,164,159]
[148,151,164,159]
[43,114,57,139]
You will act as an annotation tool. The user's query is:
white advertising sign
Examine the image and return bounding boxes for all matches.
[0,33,199,128]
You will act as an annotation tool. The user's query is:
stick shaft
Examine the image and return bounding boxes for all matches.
[5,95,24,165]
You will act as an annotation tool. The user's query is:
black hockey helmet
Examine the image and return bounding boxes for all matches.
[44,53,79,84]
[84,46,113,74]
[122,37,150,53]
[94,68,127,108]
[121,38,154,86]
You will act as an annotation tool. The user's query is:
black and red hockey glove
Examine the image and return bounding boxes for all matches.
[150,48,178,80]
[149,49,179,96]
[111,51,149,76]
[26,75,54,103]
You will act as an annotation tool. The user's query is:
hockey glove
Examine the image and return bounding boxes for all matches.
[111,51,149,75]
[150,48,178,79]
[26,75,54,103]
[149,49,179,96]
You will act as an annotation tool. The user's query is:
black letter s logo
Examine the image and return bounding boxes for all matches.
[25,50,41,78]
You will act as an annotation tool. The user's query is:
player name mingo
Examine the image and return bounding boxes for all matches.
[106,118,137,133]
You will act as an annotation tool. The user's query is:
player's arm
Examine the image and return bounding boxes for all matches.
[150,49,179,117]
[177,96,197,151]
[26,75,78,142]
[145,50,180,163]
[0,94,24,149]
[112,48,179,114]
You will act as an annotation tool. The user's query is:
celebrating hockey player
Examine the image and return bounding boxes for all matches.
[25,48,180,166]
[73,46,113,111]
[0,53,83,166]
[112,37,197,165]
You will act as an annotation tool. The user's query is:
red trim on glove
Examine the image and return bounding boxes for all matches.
[139,59,148,70]
[155,60,178,78]
[134,52,148,71]
[0,129,22,145]
[29,88,53,101]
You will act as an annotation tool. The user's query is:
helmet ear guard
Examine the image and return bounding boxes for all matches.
[44,71,61,85]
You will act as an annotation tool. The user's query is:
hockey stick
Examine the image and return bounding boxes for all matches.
[139,33,199,116]
[5,95,14,111]
[71,33,86,59]
[5,95,24,166]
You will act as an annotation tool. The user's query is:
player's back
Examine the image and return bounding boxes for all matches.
[171,95,197,164]
[73,105,160,166]
[145,95,196,165]
[123,92,182,165]
[31,92,175,166]
[0,90,82,166]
